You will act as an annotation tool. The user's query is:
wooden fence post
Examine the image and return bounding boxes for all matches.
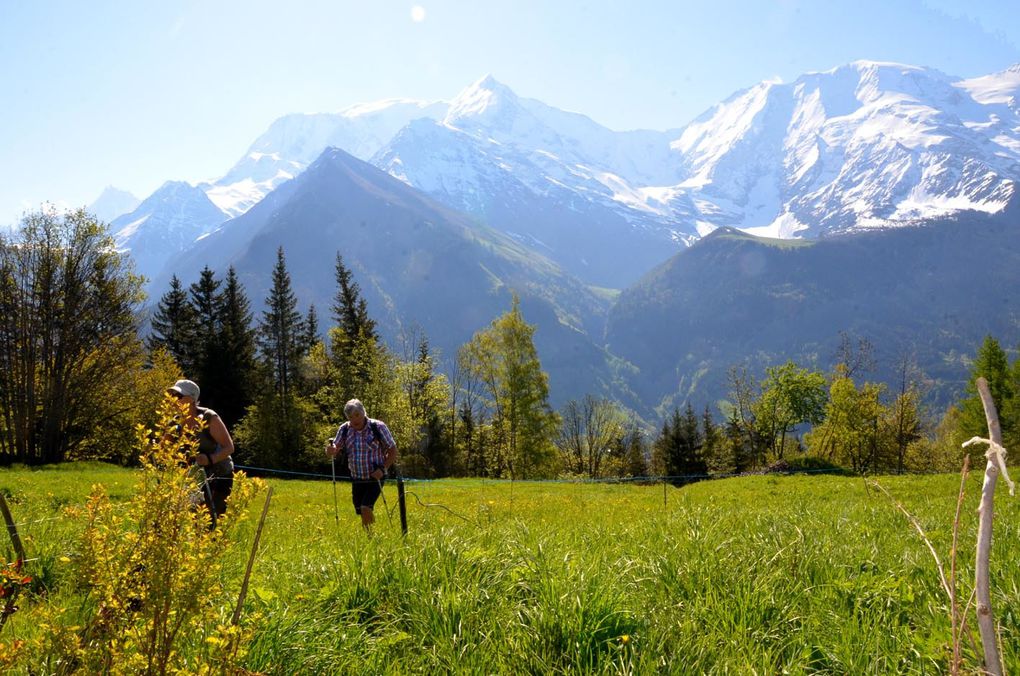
[397,476,408,536]
[972,377,1006,675]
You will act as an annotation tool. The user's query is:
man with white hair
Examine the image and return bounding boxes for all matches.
[325,399,398,531]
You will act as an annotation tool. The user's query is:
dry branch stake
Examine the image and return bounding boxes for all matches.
[962,377,1012,676]
[232,486,273,626]
[0,494,28,634]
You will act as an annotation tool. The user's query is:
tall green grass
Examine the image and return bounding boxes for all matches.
[2,465,1018,673]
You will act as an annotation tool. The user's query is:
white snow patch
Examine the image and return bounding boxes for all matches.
[892,190,1009,220]
[741,212,809,239]
[695,220,718,237]
[114,214,150,243]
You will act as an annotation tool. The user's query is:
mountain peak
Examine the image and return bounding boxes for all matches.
[447,74,521,121]
[88,186,140,224]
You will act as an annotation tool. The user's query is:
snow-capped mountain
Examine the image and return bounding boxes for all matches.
[202,99,447,216]
[670,61,1020,237]
[120,61,1020,289]
[373,116,684,286]
[111,181,228,280]
[957,63,1020,114]
[88,186,140,224]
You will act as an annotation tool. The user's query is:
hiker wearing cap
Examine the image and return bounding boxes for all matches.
[168,379,235,516]
[325,399,398,531]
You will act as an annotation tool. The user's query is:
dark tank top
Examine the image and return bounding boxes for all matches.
[196,407,233,478]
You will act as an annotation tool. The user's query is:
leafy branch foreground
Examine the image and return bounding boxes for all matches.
[19,396,264,673]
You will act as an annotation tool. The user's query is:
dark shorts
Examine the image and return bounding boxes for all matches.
[351,477,384,514]
[208,474,233,516]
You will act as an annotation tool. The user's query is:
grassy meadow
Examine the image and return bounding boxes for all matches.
[2,463,1019,673]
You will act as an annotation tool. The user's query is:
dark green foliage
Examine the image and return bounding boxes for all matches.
[409,337,454,477]
[328,253,381,402]
[258,247,307,398]
[188,266,221,373]
[653,403,708,484]
[331,253,377,344]
[303,303,319,353]
[148,275,197,372]
[959,336,1015,445]
[150,267,258,429]
[702,406,734,475]
[239,248,314,468]
[208,267,258,427]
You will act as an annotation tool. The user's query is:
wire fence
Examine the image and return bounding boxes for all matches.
[232,462,862,485]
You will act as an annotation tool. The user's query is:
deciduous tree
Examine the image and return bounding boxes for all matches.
[753,361,827,459]
[0,208,145,464]
[459,295,559,478]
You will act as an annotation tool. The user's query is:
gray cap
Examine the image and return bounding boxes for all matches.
[168,379,200,401]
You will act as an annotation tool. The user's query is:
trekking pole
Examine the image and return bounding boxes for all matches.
[330,456,339,524]
[377,477,393,526]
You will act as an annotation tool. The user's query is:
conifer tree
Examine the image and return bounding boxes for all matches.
[653,404,707,485]
[303,304,320,353]
[332,252,377,343]
[258,248,306,398]
[209,267,258,427]
[148,275,198,373]
[188,266,221,391]
[615,424,648,478]
[237,249,316,469]
[702,406,733,475]
[329,252,380,400]
[959,335,1015,447]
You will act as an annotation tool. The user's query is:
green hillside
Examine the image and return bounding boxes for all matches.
[607,213,1020,414]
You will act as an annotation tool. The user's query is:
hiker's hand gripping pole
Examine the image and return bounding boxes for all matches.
[326,437,340,523]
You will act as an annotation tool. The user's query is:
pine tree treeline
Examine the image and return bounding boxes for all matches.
[2,208,1014,479]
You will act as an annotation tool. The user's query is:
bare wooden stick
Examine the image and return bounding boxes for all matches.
[0,493,28,634]
[231,486,273,626]
[972,377,1004,676]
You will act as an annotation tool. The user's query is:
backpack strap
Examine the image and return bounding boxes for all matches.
[369,420,384,445]
[339,420,385,446]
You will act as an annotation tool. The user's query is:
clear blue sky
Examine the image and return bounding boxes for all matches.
[2,0,1018,225]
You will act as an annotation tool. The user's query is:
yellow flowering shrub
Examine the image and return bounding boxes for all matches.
[34,395,264,673]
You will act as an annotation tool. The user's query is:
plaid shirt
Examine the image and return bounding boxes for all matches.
[335,419,395,479]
